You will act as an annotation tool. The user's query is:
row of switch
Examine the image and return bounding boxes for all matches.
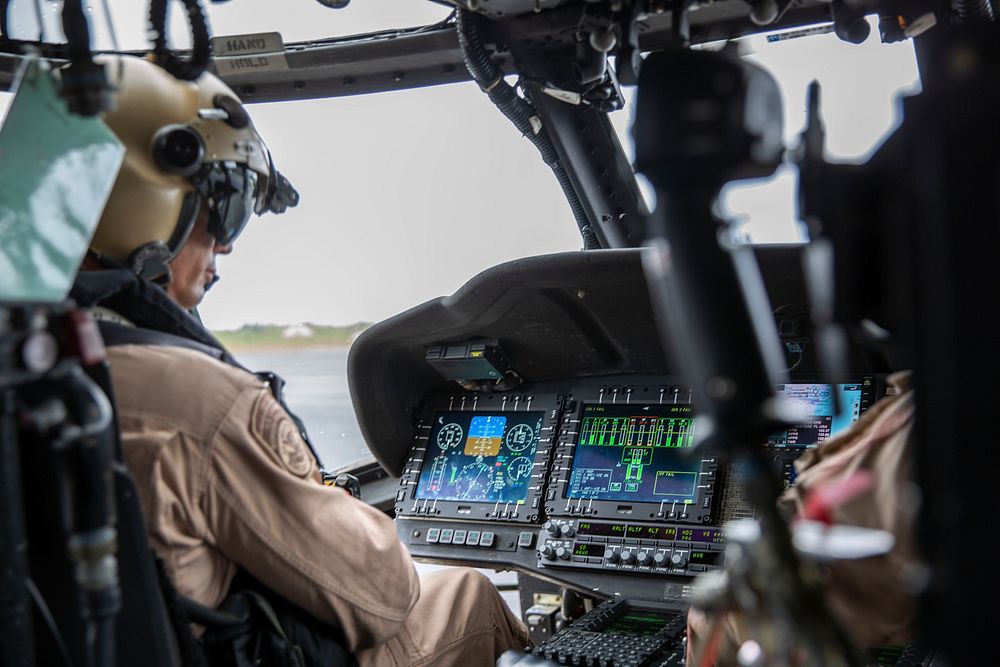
[425,527,495,547]
[606,548,689,568]
[399,495,536,518]
[424,528,538,549]
[538,544,689,568]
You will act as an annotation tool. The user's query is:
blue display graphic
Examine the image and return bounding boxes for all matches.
[416,411,543,503]
[567,404,703,504]
[769,383,864,447]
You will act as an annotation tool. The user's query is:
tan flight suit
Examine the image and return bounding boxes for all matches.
[106,343,531,666]
[687,371,920,664]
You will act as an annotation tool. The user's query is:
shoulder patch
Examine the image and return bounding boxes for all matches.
[250,393,315,478]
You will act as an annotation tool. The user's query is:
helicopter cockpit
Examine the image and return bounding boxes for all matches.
[3,0,998,665]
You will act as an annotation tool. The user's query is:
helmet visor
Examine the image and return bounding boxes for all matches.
[196,162,260,246]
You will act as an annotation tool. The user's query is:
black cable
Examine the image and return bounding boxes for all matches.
[33,0,44,41]
[27,579,72,667]
[553,161,598,247]
[58,0,114,115]
[148,0,212,81]
[456,9,600,249]
[61,0,92,63]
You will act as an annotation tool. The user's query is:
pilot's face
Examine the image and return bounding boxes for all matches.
[166,205,233,310]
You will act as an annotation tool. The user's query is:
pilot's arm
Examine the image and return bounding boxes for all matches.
[686,372,918,664]
[204,385,420,651]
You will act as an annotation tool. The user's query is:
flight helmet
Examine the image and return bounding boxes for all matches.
[88,55,298,279]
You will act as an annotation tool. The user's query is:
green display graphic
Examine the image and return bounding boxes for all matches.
[581,414,696,449]
[568,404,702,503]
[0,58,125,303]
[602,612,673,637]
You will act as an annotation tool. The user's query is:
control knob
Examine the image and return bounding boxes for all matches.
[654,552,669,568]
[637,550,653,566]
[606,548,621,564]
[556,546,571,561]
[670,552,688,568]
[543,521,560,536]
[621,551,636,565]
[559,523,576,538]
[541,545,556,561]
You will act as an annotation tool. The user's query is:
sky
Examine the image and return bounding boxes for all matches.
[1,2,919,331]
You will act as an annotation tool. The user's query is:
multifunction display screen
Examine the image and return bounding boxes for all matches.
[566,404,702,504]
[602,611,675,637]
[769,383,864,447]
[415,411,543,504]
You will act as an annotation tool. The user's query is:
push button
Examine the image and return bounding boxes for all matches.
[517,532,535,548]
[480,531,496,548]
[453,530,467,545]
[466,530,481,546]
[439,529,454,544]
[425,528,440,544]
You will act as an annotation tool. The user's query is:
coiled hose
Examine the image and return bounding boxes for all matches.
[148,0,212,81]
[456,9,599,249]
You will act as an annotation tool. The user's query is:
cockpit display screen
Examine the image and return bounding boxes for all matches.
[769,383,864,447]
[602,611,674,637]
[566,404,702,504]
[415,411,543,504]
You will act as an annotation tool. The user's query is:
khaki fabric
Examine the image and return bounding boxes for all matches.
[687,372,920,664]
[356,568,532,667]
[107,344,529,663]
[777,371,919,649]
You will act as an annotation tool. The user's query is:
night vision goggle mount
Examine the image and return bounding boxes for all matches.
[151,93,299,246]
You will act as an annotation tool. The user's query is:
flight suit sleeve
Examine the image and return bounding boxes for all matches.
[200,384,420,651]
[776,374,919,649]
[687,374,920,665]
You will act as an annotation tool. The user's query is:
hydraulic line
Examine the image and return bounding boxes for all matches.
[456,9,599,249]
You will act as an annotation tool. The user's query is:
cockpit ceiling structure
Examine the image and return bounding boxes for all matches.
[1,0,833,101]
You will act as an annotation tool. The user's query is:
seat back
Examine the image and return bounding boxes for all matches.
[7,307,182,667]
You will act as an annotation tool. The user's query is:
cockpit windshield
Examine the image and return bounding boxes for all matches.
[0,5,919,471]
[610,20,920,244]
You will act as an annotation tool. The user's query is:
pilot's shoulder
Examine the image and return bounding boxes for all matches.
[109,343,256,381]
[107,344,265,425]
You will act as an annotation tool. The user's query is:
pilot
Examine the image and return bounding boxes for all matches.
[72,55,530,665]
[685,371,920,665]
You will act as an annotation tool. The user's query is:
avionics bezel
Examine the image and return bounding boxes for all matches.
[545,384,717,525]
[394,392,562,524]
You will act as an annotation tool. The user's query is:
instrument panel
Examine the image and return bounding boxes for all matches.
[395,393,562,524]
[547,389,716,525]
[394,376,883,602]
